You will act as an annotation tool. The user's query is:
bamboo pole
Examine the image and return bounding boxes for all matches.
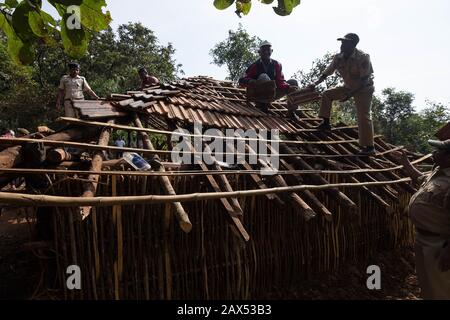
[80,120,115,220]
[0,178,412,207]
[193,126,243,215]
[236,132,316,221]
[279,158,333,221]
[179,129,249,241]
[133,114,192,233]
[57,117,375,146]
[0,163,426,177]
[280,143,358,211]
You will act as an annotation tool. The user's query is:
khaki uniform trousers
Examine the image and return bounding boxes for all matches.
[415,230,450,300]
[64,100,79,118]
[318,86,375,147]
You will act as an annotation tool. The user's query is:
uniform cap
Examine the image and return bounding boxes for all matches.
[337,33,360,45]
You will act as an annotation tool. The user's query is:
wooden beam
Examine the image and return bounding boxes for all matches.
[0,178,413,207]
[134,114,192,233]
[280,143,358,212]
[179,130,249,241]
[80,120,115,220]
[236,132,316,221]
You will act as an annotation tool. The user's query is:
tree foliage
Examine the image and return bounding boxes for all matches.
[0,0,112,64]
[213,0,301,17]
[210,24,262,82]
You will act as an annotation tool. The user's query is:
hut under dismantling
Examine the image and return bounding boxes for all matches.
[0,77,431,299]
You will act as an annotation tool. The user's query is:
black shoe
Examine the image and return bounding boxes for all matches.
[316,121,331,131]
[357,146,376,156]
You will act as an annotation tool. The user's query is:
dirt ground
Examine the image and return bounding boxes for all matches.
[0,206,421,300]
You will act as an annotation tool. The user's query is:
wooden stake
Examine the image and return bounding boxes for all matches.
[133,114,192,233]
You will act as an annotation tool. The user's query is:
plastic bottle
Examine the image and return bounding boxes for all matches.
[122,152,152,171]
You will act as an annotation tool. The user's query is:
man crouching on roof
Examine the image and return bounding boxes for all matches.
[239,41,298,113]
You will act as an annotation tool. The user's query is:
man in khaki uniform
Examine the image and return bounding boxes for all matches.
[56,62,99,118]
[311,33,376,155]
[395,140,450,299]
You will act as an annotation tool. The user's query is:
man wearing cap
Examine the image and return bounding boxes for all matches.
[394,139,450,299]
[138,67,160,90]
[239,41,298,112]
[56,63,99,118]
[311,33,376,155]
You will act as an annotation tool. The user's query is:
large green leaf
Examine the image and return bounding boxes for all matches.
[11,1,38,41]
[80,0,111,32]
[28,10,49,37]
[214,0,235,10]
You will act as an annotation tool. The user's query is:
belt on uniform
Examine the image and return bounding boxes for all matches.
[65,98,84,101]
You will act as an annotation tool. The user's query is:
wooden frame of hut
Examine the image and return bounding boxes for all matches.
[0,77,431,300]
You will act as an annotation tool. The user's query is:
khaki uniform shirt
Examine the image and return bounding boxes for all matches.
[58,75,93,100]
[323,49,374,90]
[409,167,450,236]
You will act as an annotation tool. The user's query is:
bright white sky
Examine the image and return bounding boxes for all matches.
[46,0,450,109]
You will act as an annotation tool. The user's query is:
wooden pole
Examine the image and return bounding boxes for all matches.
[0,126,100,170]
[178,130,249,241]
[236,132,316,221]
[80,120,115,220]
[193,126,243,215]
[133,114,192,233]
[58,117,376,146]
[0,178,413,207]
[280,143,358,211]
[47,148,73,164]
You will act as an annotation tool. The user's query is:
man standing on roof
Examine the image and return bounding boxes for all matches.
[394,139,450,299]
[138,67,160,90]
[56,62,99,118]
[310,33,376,156]
[239,41,298,112]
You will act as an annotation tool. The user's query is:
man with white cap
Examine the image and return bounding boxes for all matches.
[56,62,99,118]
[311,33,376,155]
[395,138,450,299]
[239,41,298,112]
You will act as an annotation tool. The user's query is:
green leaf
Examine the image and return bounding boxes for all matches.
[235,1,251,17]
[273,0,300,16]
[259,0,274,4]
[11,1,37,42]
[28,10,49,37]
[39,10,57,27]
[0,11,14,36]
[5,0,19,8]
[80,0,112,32]
[214,0,235,10]
[240,1,252,15]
